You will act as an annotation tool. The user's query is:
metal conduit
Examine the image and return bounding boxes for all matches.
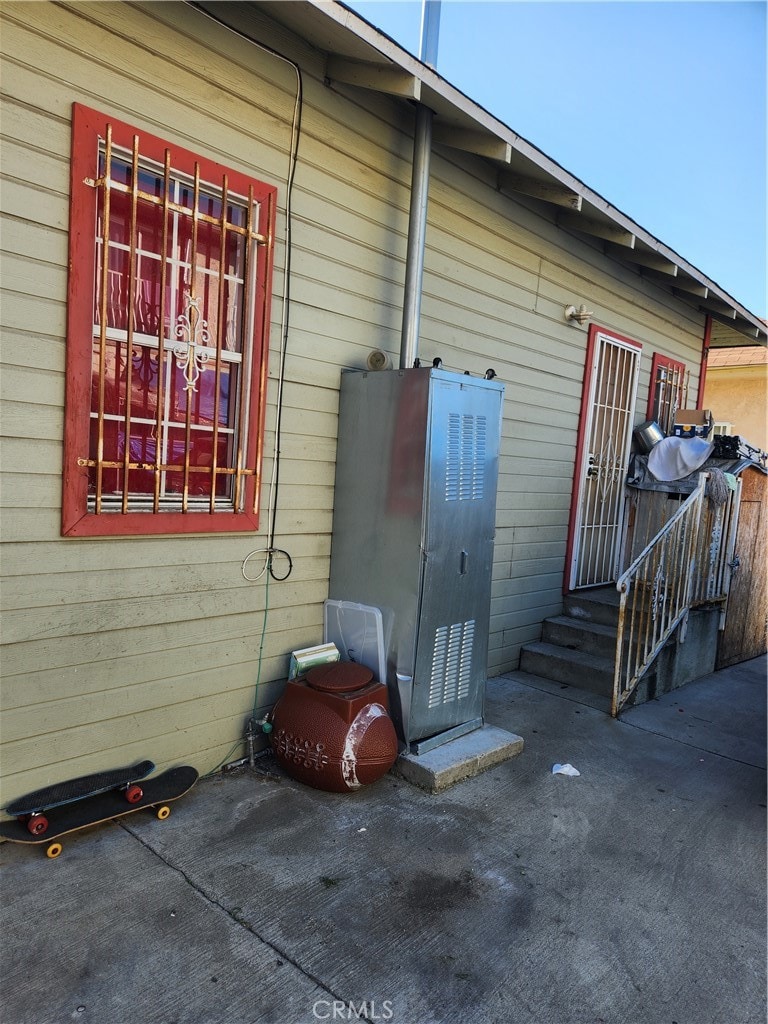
[399,1,440,370]
[399,105,433,369]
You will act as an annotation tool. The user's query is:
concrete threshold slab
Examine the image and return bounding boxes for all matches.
[394,724,524,793]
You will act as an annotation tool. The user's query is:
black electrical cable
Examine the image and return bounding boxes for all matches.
[268,73,302,561]
[267,547,293,582]
[182,6,306,775]
[188,2,303,581]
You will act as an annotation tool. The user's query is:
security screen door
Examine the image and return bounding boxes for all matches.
[569,329,641,590]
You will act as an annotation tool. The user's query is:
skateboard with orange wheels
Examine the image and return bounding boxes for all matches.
[0,765,198,858]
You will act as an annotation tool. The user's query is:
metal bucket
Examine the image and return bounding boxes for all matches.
[634,420,664,453]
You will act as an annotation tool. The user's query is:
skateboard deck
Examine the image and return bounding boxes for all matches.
[0,765,198,858]
[5,759,156,817]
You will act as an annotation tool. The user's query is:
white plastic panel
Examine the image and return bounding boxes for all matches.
[324,599,386,685]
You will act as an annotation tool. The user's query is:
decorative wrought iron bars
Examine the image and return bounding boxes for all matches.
[80,123,274,517]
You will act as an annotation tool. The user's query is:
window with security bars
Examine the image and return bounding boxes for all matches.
[646,353,687,436]
[62,104,276,537]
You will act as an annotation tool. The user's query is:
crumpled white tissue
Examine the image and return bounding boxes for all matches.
[552,763,580,777]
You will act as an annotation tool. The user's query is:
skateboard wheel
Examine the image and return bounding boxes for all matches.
[46,842,63,859]
[156,805,171,820]
[26,814,48,836]
[124,784,143,804]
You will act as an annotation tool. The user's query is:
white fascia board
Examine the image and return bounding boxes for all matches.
[300,1,766,339]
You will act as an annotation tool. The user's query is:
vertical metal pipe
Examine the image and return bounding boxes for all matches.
[419,0,441,67]
[399,1,441,370]
[399,105,433,369]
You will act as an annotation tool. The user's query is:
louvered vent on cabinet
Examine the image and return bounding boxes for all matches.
[428,620,476,708]
[446,414,487,501]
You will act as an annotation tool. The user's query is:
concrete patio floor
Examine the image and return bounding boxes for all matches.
[1,655,765,1024]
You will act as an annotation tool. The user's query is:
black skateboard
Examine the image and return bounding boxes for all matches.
[4,760,156,837]
[0,765,198,858]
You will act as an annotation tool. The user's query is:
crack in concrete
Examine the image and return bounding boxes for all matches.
[119,822,380,1024]
[616,718,767,770]
[507,674,766,770]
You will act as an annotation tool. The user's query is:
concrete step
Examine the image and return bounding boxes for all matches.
[519,641,614,697]
[495,670,612,714]
[541,615,618,660]
[563,587,622,628]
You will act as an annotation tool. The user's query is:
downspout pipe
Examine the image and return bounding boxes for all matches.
[399,1,441,370]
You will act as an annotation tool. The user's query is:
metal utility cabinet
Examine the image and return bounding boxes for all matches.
[329,367,504,753]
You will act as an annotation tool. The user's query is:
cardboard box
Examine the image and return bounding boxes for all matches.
[673,409,712,439]
[288,642,340,679]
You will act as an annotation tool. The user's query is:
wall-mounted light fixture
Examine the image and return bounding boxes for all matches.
[564,303,593,326]
[367,349,393,371]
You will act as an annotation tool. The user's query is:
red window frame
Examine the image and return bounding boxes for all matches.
[646,353,686,435]
[62,104,276,537]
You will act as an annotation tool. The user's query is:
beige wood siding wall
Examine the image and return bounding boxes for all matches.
[0,1,707,801]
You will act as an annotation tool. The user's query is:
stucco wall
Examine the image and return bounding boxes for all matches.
[707,364,768,450]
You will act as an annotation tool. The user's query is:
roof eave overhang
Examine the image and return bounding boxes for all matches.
[242,0,766,347]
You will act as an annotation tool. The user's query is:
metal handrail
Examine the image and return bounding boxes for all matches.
[611,472,740,716]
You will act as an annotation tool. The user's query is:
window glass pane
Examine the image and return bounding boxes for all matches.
[197,190,221,225]
[163,427,232,498]
[87,417,121,495]
[133,254,163,335]
[169,361,192,422]
[100,154,164,197]
[195,218,220,270]
[173,223,218,309]
[122,424,159,495]
[171,264,193,327]
[136,197,164,254]
[98,160,164,242]
[188,362,237,428]
[167,360,236,422]
[224,230,246,279]
[226,201,248,230]
[101,186,129,248]
[214,436,233,497]
[91,339,125,418]
[101,245,129,330]
[222,279,244,353]
[193,262,221,339]
[172,194,247,267]
[96,169,164,334]
[129,347,161,422]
